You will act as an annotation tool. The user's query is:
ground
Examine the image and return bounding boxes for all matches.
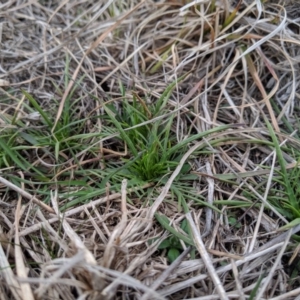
[0,0,300,299]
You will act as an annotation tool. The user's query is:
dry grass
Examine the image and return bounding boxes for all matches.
[1,0,300,299]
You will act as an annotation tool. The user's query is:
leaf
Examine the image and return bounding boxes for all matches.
[265,118,298,211]
[149,48,171,75]
[222,0,241,29]
[103,104,138,157]
[167,248,180,263]
[19,132,39,146]
[155,213,194,246]
[158,239,171,249]
[278,218,300,231]
[154,73,188,116]
[249,272,266,300]
[180,219,189,234]
[0,138,28,171]
[22,90,53,127]
[167,124,233,156]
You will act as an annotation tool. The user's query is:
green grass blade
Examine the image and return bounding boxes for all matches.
[167,124,232,156]
[0,137,29,171]
[249,272,266,300]
[103,104,138,157]
[22,90,53,127]
[154,73,188,116]
[265,118,298,210]
[155,213,194,246]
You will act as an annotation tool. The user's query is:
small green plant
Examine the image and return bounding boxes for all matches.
[248,272,266,300]
[158,235,183,263]
[0,56,99,172]
[151,216,193,263]
[228,214,242,229]
[102,79,187,183]
[264,118,300,227]
[229,117,300,234]
[0,55,112,209]
[103,78,237,188]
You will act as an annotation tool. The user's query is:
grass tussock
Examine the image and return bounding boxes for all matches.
[1,0,300,299]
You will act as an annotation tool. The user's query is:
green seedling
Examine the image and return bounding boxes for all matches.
[249,272,266,300]
[154,217,193,263]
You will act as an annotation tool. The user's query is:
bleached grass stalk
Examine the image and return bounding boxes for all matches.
[270,288,300,300]
[34,252,89,297]
[1,0,300,298]
[0,243,22,300]
[0,175,54,213]
[102,179,128,270]
[186,212,229,300]
[248,151,276,253]
[231,258,246,300]
[51,190,97,265]
[52,0,146,131]
[19,183,153,237]
[255,229,293,299]
[147,132,231,222]
[32,189,101,298]
[14,196,35,300]
[141,246,191,300]
[202,161,214,238]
